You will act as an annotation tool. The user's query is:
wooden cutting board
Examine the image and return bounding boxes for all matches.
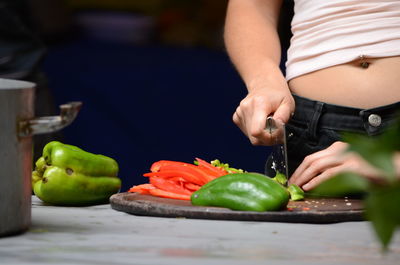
[110,192,365,223]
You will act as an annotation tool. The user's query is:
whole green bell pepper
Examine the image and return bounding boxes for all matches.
[32,141,121,206]
[191,172,289,212]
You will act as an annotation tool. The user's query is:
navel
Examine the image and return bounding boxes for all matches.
[359,55,370,68]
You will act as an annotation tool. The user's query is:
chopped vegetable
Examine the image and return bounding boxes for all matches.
[149,176,192,195]
[128,183,155,194]
[210,159,246,173]
[150,160,194,172]
[144,170,204,186]
[148,188,191,201]
[184,183,201,191]
[272,171,288,186]
[287,184,305,201]
[128,158,236,200]
[194,158,228,177]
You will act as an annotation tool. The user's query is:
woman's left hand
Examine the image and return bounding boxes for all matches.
[288,141,381,191]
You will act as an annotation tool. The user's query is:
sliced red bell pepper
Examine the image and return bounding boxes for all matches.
[148,188,191,200]
[184,182,201,191]
[156,164,216,183]
[149,176,192,195]
[195,158,228,177]
[195,166,224,179]
[131,158,231,201]
[128,183,155,194]
[150,160,194,172]
[167,176,187,183]
[153,159,223,180]
[143,170,204,186]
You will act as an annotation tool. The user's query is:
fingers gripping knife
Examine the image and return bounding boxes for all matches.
[265,117,289,182]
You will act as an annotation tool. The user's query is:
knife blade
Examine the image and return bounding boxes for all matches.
[265,117,289,183]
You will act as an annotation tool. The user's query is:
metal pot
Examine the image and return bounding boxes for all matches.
[0,78,81,237]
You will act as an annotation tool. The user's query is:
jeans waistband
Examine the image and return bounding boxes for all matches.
[291,94,400,135]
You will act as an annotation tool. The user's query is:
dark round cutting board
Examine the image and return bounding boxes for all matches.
[110,192,365,223]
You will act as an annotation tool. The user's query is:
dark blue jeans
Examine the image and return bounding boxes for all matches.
[265,94,400,178]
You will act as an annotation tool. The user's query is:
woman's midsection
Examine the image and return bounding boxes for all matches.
[288,56,400,109]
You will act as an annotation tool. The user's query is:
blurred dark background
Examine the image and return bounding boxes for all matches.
[20,0,293,191]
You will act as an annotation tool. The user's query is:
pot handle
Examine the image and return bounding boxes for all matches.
[19,101,82,137]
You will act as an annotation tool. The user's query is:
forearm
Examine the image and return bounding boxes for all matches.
[224,0,284,91]
[228,0,294,144]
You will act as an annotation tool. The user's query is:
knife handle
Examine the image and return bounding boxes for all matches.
[265,116,277,134]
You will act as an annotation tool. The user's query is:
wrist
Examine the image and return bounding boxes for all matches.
[244,61,286,92]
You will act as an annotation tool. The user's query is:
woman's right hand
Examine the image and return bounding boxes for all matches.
[232,72,295,146]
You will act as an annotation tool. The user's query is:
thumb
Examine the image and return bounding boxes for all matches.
[273,103,294,124]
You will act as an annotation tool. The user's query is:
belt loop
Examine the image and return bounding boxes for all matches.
[307,102,324,143]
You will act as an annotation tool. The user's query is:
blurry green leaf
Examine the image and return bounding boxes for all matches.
[318,118,400,251]
[344,134,394,178]
[307,172,369,198]
[343,120,400,180]
[364,183,400,251]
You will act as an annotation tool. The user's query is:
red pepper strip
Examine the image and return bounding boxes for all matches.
[195,158,228,177]
[184,182,201,191]
[167,176,187,183]
[128,183,155,194]
[148,188,191,201]
[195,166,222,181]
[157,164,216,183]
[149,176,192,195]
[150,160,194,172]
[143,170,204,186]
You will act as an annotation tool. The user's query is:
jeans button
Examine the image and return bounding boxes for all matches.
[368,114,382,127]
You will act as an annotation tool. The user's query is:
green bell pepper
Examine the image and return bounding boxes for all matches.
[191,172,289,212]
[32,141,121,206]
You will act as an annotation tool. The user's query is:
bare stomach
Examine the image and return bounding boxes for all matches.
[288,56,400,109]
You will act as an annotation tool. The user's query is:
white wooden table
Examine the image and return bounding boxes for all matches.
[0,196,399,265]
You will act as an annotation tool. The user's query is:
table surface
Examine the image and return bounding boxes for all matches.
[1,196,399,265]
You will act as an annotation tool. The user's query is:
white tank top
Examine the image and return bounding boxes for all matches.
[285,0,400,80]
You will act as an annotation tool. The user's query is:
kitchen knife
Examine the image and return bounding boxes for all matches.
[265,116,289,183]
